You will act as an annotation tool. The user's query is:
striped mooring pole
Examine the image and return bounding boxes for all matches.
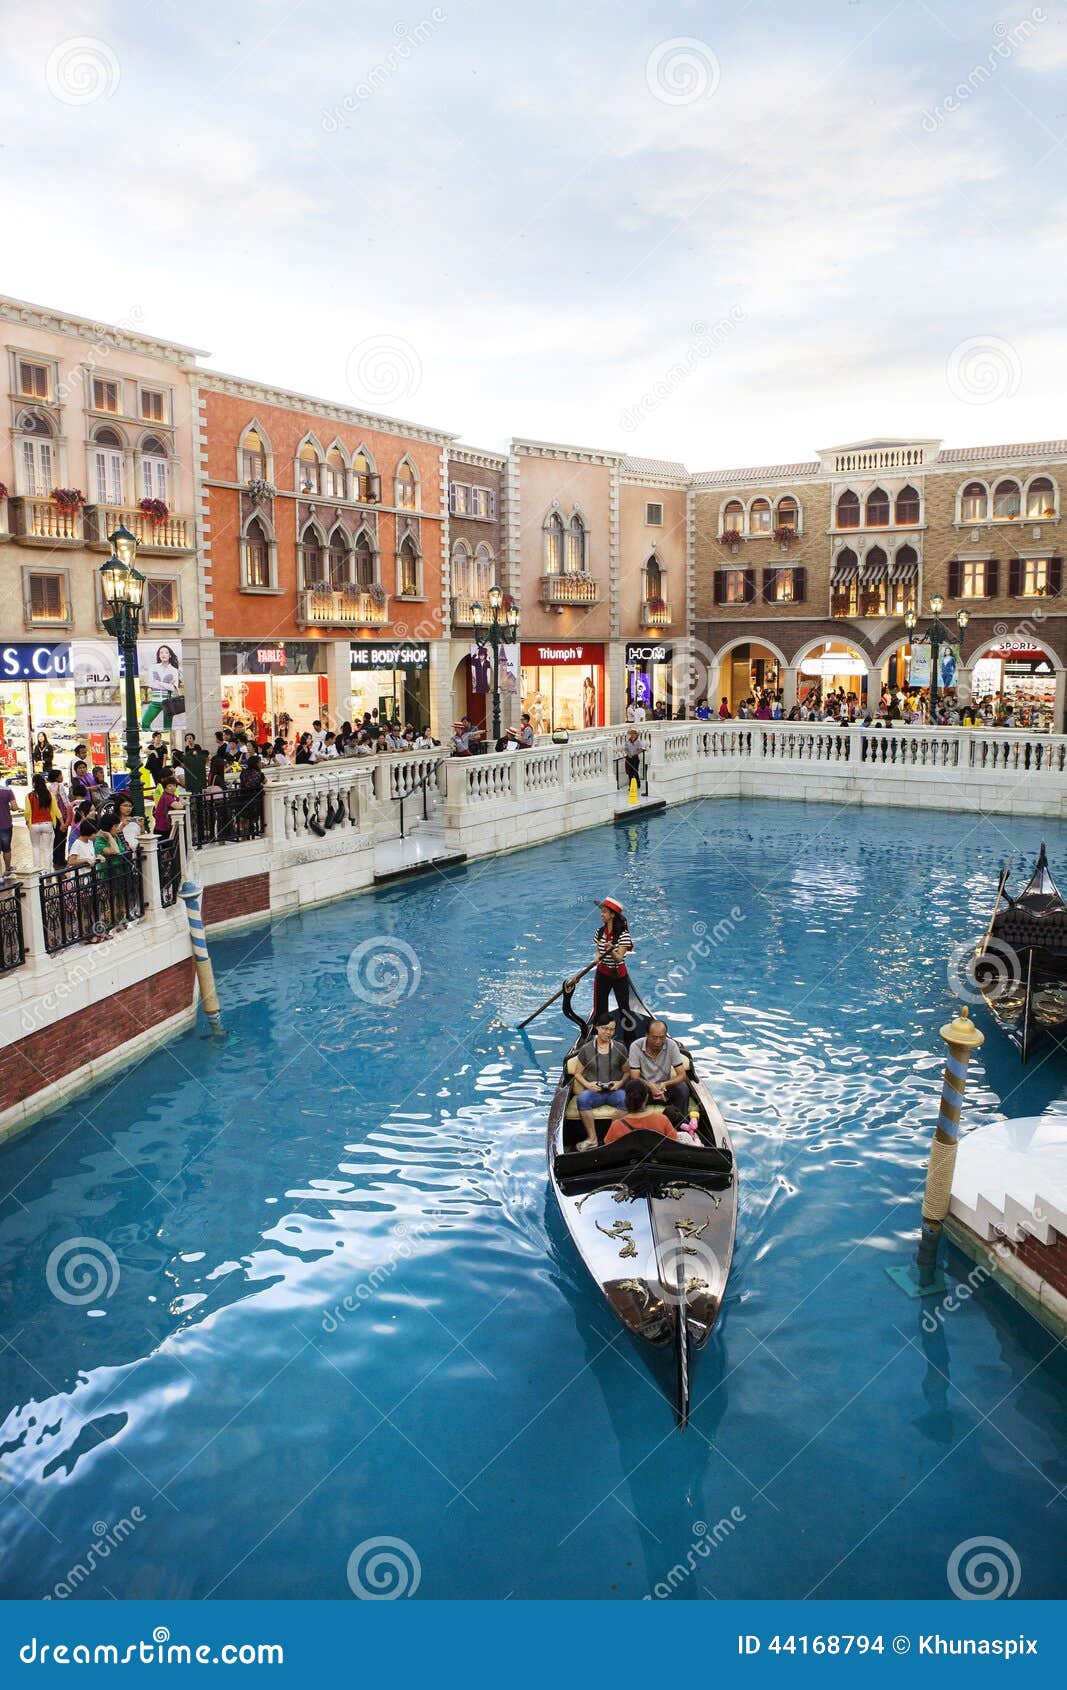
[915,1006,984,1287]
[178,877,225,1036]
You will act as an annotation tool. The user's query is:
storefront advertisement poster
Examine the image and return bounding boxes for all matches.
[71,639,124,735]
[469,643,519,696]
[908,643,931,687]
[137,639,185,732]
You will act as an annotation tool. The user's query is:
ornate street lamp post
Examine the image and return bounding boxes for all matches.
[100,523,147,818]
[471,585,520,743]
[905,594,968,721]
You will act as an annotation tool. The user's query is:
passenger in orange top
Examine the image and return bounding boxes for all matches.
[604,1078,678,1146]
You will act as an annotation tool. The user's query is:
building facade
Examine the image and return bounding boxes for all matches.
[507,441,690,731]
[197,377,453,741]
[445,445,507,730]
[692,437,1067,727]
[0,294,206,778]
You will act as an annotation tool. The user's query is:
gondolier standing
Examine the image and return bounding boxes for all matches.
[590,896,633,1021]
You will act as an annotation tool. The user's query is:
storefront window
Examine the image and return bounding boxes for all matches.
[520,644,604,732]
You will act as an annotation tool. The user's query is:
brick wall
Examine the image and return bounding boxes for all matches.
[0,958,195,1108]
[693,481,830,623]
[1000,1228,1067,1302]
[202,872,271,927]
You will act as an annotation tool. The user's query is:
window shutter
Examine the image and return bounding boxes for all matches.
[948,559,961,598]
[793,566,806,603]
[985,559,999,598]
[713,570,725,605]
[762,567,775,604]
[1008,557,1022,596]
[743,568,756,603]
[1049,557,1062,596]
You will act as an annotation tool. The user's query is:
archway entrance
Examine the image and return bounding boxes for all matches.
[717,641,783,712]
[971,642,1060,729]
[796,640,867,707]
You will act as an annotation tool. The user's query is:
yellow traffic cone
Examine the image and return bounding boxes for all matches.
[628,776,639,805]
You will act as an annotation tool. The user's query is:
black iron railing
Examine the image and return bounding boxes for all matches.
[187,787,265,847]
[39,854,145,954]
[0,881,25,973]
[392,760,445,839]
[158,834,181,906]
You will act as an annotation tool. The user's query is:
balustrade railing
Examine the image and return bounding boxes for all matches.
[187,787,265,847]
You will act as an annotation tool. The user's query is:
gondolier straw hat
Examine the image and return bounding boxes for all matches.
[597,896,623,914]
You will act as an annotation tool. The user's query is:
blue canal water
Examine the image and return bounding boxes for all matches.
[2,798,1066,1601]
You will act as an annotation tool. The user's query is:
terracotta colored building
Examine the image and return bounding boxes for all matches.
[197,375,453,740]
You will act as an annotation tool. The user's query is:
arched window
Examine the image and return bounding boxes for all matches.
[749,497,771,535]
[643,555,664,600]
[352,449,378,503]
[328,525,350,588]
[836,490,860,528]
[721,499,744,536]
[566,512,586,574]
[297,441,323,496]
[326,448,347,500]
[243,516,273,590]
[895,485,920,525]
[1026,476,1057,519]
[92,426,126,506]
[399,534,421,594]
[140,435,169,504]
[240,426,268,482]
[354,527,377,589]
[473,542,495,598]
[396,459,419,510]
[15,409,54,497]
[300,522,325,587]
[451,539,473,597]
[960,481,987,523]
[993,478,1020,519]
[544,512,565,573]
[865,487,890,527]
[776,496,799,534]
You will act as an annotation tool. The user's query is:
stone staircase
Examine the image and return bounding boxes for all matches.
[950,1115,1067,1243]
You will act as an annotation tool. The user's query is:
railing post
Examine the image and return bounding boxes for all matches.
[137,832,169,930]
[14,868,49,961]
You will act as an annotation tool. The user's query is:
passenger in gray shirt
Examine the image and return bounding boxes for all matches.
[627,1020,689,1119]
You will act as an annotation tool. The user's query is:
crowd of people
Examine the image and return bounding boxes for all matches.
[700,685,1033,728]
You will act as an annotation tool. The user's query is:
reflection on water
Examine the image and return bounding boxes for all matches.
[1,800,1066,1599]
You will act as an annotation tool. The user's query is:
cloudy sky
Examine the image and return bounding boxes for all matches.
[1,0,1065,468]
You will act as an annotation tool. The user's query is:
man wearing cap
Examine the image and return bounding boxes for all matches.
[573,1010,629,1150]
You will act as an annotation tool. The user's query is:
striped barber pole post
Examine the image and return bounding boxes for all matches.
[916,1007,985,1287]
[178,877,225,1035]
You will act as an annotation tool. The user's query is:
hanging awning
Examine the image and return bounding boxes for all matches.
[859,554,888,586]
[831,554,857,586]
[890,553,919,583]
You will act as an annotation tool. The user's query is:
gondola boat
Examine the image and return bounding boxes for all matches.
[545,973,737,1428]
[975,843,1067,1063]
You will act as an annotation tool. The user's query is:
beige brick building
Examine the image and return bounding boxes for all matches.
[692,437,1067,726]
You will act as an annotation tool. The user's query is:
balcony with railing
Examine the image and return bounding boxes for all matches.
[9,496,82,546]
[85,504,195,553]
[640,598,673,629]
[297,585,390,627]
[538,572,600,609]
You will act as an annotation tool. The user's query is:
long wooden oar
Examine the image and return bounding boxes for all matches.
[517,961,596,1029]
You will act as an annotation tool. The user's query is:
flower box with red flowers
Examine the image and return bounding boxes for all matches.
[773,525,797,545]
[52,488,85,510]
[720,528,743,546]
[139,498,170,524]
